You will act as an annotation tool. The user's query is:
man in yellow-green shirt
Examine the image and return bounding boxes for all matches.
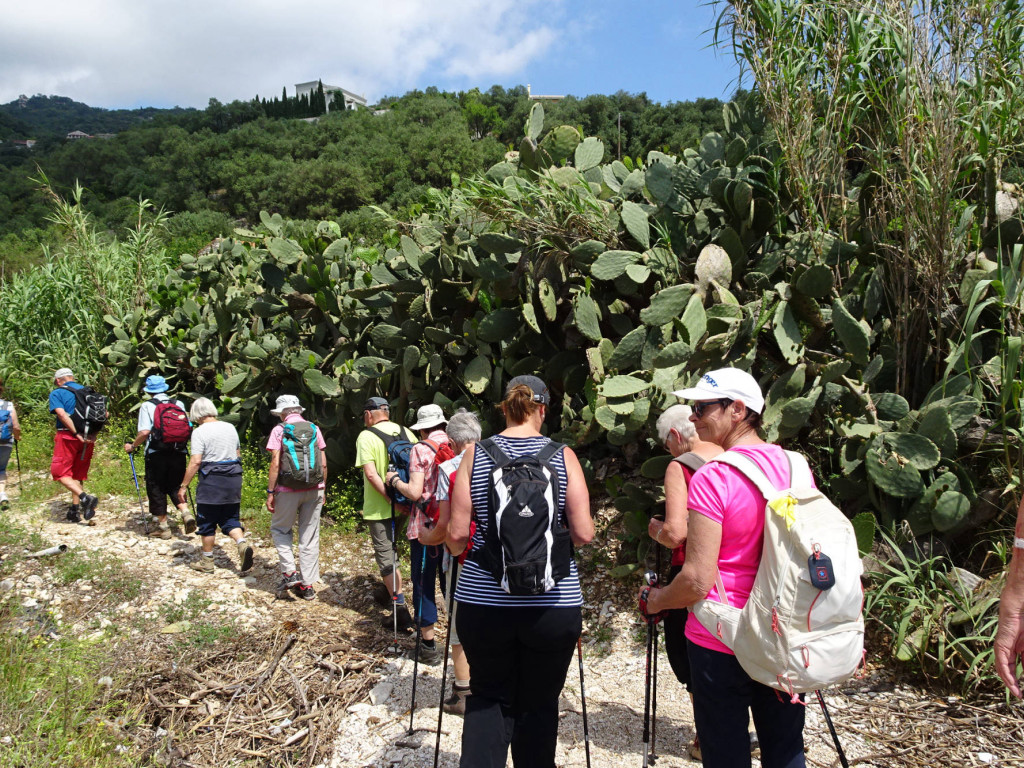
[355,396,416,629]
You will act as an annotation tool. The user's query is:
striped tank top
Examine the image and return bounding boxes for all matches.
[454,434,584,608]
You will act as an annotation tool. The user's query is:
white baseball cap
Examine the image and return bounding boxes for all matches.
[672,368,765,414]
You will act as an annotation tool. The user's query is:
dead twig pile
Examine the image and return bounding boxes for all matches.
[126,622,388,767]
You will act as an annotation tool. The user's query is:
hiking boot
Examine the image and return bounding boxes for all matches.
[66,505,81,523]
[190,556,214,574]
[443,684,470,715]
[381,604,415,632]
[182,512,197,535]
[295,584,316,601]
[150,521,172,540]
[237,541,254,572]
[79,493,98,520]
[0,494,9,511]
[408,641,442,666]
[281,571,302,589]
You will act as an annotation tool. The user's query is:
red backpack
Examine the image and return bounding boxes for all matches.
[419,438,457,524]
[150,401,192,452]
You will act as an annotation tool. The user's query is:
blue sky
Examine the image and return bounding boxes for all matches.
[1,1,742,109]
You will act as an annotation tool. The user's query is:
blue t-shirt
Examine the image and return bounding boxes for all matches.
[49,382,84,431]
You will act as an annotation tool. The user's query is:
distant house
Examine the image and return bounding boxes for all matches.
[294,81,367,113]
[12,139,36,149]
[527,84,564,103]
[66,130,92,140]
[95,133,116,140]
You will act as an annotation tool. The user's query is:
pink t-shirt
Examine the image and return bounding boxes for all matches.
[684,443,811,654]
[266,414,327,492]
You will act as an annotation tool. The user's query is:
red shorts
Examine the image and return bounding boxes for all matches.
[50,432,95,481]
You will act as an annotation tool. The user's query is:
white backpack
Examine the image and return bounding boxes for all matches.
[692,450,864,698]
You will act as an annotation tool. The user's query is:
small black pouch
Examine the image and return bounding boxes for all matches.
[808,552,836,590]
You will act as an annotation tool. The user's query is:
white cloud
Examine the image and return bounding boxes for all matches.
[0,0,565,108]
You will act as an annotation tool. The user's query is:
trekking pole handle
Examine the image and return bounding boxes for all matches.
[644,571,659,587]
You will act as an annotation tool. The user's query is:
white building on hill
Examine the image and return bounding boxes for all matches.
[294,81,367,112]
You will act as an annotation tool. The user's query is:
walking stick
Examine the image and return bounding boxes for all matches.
[577,636,592,768]
[816,690,851,768]
[642,570,659,768]
[651,546,661,762]
[127,449,147,530]
[387,495,402,654]
[14,439,21,494]
[408,542,429,734]
[434,558,459,768]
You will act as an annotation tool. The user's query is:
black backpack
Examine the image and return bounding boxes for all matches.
[279,421,325,489]
[474,438,571,595]
[63,385,108,438]
[367,425,415,505]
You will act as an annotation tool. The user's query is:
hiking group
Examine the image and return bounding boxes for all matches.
[2,363,1021,767]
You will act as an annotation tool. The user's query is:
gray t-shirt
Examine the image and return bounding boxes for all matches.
[137,394,187,454]
[190,420,240,462]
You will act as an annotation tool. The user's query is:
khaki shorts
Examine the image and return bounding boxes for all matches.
[367,518,399,577]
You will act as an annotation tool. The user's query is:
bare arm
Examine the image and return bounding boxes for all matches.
[562,447,594,546]
[390,470,425,503]
[649,461,687,548]
[177,453,204,504]
[125,429,151,453]
[645,511,722,613]
[447,448,475,556]
[53,408,81,438]
[10,405,20,442]
[419,499,449,546]
[266,449,281,512]
[996,494,1024,698]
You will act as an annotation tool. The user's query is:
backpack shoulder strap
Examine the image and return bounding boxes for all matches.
[420,438,440,455]
[477,437,510,468]
[535,440,564,464]
[366,425,394,449]
[401,426,413,442]
[674,451,706,473]
[710,451,782,500]
[784,450,814,489]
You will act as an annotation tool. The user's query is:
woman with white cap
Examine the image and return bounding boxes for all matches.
[638,368,807,768]
[124,375,196,539]
[386,402,452,664]
[266,394,327,600]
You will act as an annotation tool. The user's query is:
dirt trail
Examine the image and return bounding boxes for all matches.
[3,492,1021,767]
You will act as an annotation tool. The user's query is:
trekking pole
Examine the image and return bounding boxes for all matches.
[127,449,147,530]
[641,571,658,768]
[388,495,402,655]
[14,439,21,495]
[816,690,850,768]
[577,636,592,768]
[408,542,429,734]
[651,547,661,762]
[434,558,459,768]
[187,486,197,518]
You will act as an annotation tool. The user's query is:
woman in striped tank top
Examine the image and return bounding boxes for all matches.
[448,375,594,768]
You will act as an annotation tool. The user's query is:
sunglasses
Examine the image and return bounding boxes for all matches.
[692,398,733,418]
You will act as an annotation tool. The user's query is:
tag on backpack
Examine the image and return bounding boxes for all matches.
[808,552,836,590]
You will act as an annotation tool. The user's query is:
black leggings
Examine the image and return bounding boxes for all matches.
[456,602,582,768]
[664,564,692,689]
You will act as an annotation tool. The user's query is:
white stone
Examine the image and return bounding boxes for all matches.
[977,754,995,765]
[0,579,15,592]
[25,574,44,587]
[242,577,257,587]
[98,676,113,688]
[79,583,93,591]
[20,597,38,608]
[369,681,393,706]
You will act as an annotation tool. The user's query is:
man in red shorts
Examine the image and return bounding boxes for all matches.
[49,368,99,522]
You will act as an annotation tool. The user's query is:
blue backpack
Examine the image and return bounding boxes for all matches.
[367,425,415,506]
[0,402,11,442]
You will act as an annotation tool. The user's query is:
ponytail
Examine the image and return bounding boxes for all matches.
[500,384,542,425]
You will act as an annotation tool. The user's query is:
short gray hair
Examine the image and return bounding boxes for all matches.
[447,408,482,447]
[656,404,697,446]
[190,397,218,423]
[280,406,303,418]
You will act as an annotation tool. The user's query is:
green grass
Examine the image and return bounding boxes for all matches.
[0,601,141,767]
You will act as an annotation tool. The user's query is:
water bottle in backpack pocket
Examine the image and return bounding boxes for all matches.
[474,438,572,595]
[278,422,324,489]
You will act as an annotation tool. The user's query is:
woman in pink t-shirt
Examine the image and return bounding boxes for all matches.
[639,368,807,768]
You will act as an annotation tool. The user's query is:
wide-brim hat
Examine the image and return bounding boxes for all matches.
[144,375,169,394]
[672,368,765,414]
[410,403,447,431]
[270,394,304,415]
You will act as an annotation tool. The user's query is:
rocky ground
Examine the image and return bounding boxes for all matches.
[2,491,1022,767]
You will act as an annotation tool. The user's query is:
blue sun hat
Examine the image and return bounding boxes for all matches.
[144,375,169,394]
